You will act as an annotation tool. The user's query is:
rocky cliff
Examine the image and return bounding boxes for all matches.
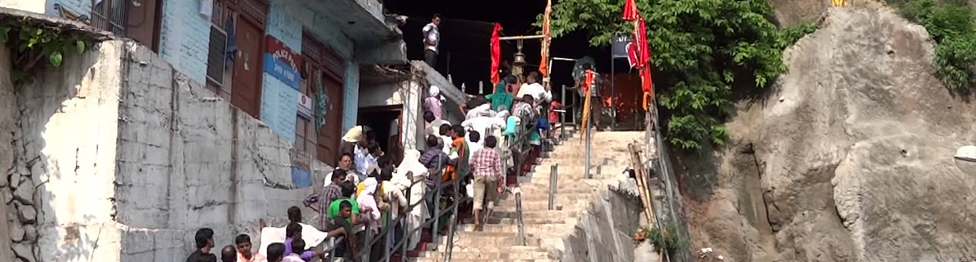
[677,7,975,262]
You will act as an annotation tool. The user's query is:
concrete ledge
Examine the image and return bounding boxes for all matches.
[554,178,643,262]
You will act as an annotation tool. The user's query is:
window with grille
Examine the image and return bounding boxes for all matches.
[206,0,235,94]
[91,0,128,35]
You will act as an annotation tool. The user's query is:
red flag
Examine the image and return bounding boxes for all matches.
[622,0,654,110]
[539,0,552,77]
[490,23,503,85]
[631,18,649,69]
[622,0,639,21]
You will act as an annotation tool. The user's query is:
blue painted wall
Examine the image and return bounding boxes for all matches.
[158,0,210,84]
[47,0,90,16]
[342,61,359,132]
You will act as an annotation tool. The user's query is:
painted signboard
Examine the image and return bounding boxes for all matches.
[260,76,298,142]
[259,35,302,143]
[263,35,302,90]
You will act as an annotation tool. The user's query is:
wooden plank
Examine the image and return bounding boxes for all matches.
[628,143,655,228]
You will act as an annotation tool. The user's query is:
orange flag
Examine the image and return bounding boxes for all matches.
[539,0,552,78]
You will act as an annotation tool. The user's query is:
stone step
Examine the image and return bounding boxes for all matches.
[500,192,595,202]
[417,250,553,261]
[520,173,624,185]
[412,258,556,262]
[436,231,543,247]
[487,209,578,220]
[518,179,607,190]
[456,223,575,235]
[488,214,576,225]
[493,198,592,212]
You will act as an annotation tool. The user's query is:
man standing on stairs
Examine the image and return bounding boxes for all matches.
[470,135,504,231]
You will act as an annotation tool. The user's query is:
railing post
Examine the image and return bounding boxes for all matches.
[361,223,373,262]
[548,164,558,210]
[431,177,442,251]
[515,188,527,246]
[443,176,462,262]
[383,213,392,262]
[327,237,337,262]
[560,85,567,141]
[585,110,592,179]
[400,191,411,262]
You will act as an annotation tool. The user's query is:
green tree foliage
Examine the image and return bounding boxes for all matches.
[0,19,91,83]
[893,0,975,91]
[538,0,815,151]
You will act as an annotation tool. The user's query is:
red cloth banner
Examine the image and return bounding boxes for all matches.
[490,23,503,86]
[621,0,654,110]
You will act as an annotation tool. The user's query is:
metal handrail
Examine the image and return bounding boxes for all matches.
[328,143,476,262]
[332,107,550,261]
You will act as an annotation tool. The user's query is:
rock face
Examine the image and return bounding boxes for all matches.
[679,7,976,262]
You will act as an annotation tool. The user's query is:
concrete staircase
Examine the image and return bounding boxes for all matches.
[412,131,643,262]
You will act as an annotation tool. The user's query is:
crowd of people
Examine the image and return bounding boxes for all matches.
[185,14,565,262]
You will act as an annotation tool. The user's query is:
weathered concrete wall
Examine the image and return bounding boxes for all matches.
[1,39,331,262]
[3,38,127,262]
[0,43,20,262]
[118,40,331,261]
[557,182,644,262]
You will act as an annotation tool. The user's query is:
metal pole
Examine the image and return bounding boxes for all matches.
[498,35,546,40]
[443,177,462,262]
[610,58,616,130]
[560,85,566,140]
[479,81,484,95]
[431,178,441,251]
[548,164,558,210]
[400,191,410,262]
[383,213,392,262]
[585,102,592,179]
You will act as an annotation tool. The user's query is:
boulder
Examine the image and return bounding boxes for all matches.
[15,204,35,224]
[1,187,11,204]
[680,7,976,262]
[12,179,32,205]
[8,172,20,189]
[7,219,24,242]
[22,224,35,242]
[12,242,33,262]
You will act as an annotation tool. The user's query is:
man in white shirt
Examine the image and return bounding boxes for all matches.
[516,71,552,105]
[422,14,441,68]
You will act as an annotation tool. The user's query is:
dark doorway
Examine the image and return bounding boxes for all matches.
[359,107,403,163]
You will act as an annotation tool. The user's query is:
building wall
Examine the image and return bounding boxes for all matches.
[158,0,211,84]
[342,61,360,132]
[3,40,128,262]
[264,0,360,136]
[1,40,333,262]
[0,0,48,13]
[0,0,211,84]
[359,80,425,150]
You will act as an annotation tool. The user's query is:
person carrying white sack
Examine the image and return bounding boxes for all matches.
[256,206,344,259]
[393,149,430,251]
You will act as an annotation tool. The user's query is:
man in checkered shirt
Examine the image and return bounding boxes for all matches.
[469,135,504,230]
[303,169,347,230]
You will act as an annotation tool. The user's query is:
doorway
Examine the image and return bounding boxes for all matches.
[359,106,403,163]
